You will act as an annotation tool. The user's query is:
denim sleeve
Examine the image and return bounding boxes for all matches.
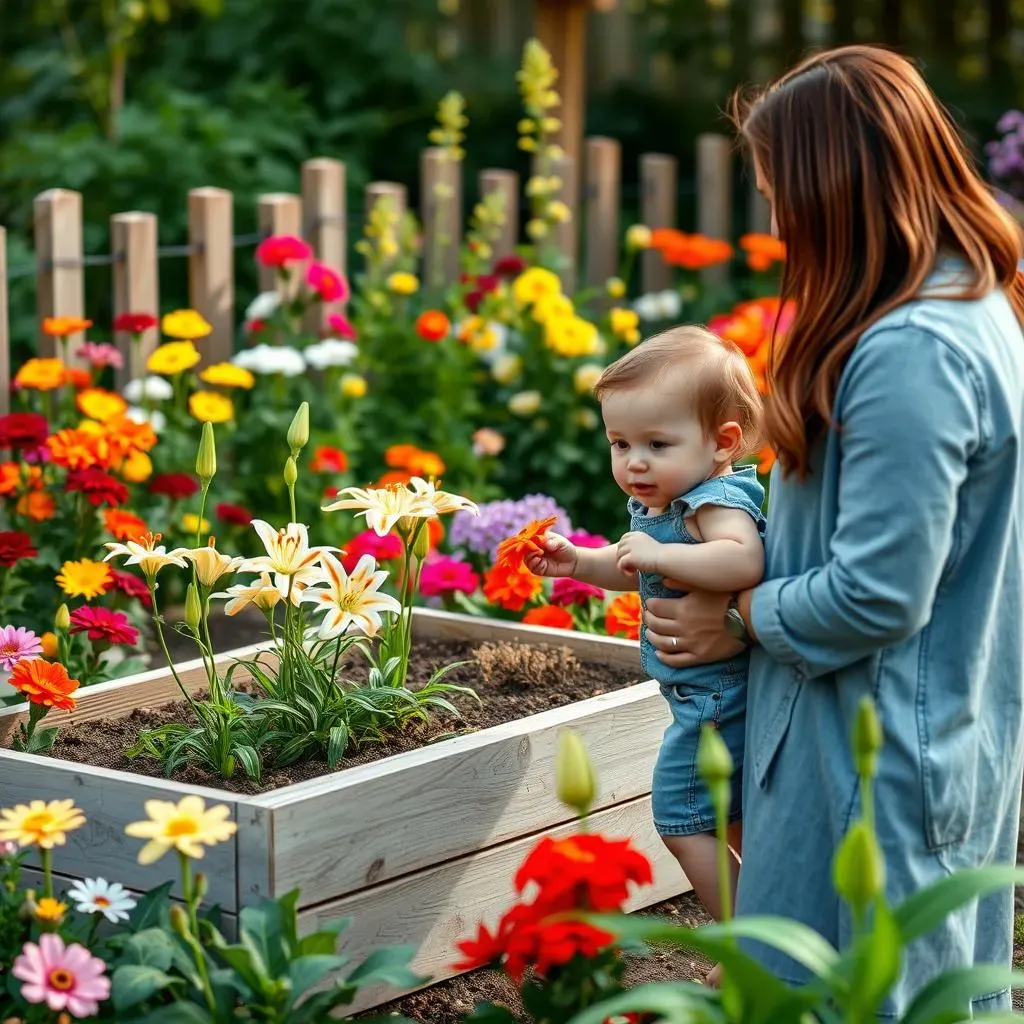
[750,325,984,681]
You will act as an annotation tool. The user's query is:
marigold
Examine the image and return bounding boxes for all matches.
[76,388,127,424]
[15,358,67,391]
[0,462,42,496]
[522,605,574,630]
[739,232,787,271]
[386,271,419,295]
[106,415,157,458]
[161,310,211,341]
[512,267,561,307]
[121,450,153,482]
[64,367,92,389]
[56,559,113,600]
[545,316,599,358]
[482,562,543,612]
[42,316,93,337]
[46,429,111,471]
[415,310,451,342]
[757,445,777,475]
[199,363,255,389]
[9,658,80,712]
[34,897,68,922]
[531,292,574,325]
[147,340,201,375]
[188,391,234,423]
[103,509,149,541]
[17,492,56,522]
[496,516,559,572]
[652,229,734,271]
[605,592,642,640]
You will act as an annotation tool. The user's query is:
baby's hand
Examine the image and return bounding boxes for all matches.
[616,531,662,575]
[523,533,579,578]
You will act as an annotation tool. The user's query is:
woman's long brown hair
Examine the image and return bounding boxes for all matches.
[733,45,1024,478]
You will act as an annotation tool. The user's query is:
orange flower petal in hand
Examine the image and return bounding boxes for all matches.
[495,515,559,571]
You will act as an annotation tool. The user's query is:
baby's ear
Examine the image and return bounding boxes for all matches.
[714,421,744,462]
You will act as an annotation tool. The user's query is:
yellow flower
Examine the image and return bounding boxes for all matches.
[56,559,113,600]
[576,407,600,430]
[34,897,67,923]
[386,272,419,296]
[0,799,85,849]
[40,631,59,659]
[626,224,652,251]
[508,390,542,416]
[610,307,642,346]
[183,540,244,587]
[526,219,549,241]
[76,388,128,424]
[162,309,212,341]
[573,363,604,395]
[492,354,522,385]
[199,363,255,389]
[606,277,626,299]
[340,373,367,399]
[104,532,188,581]
[188,391,234,424]
[181,514,211,536]
[147,341,201,376]
[545,316,599,358]
[512,267,561,307]
[121,450,153,482]
[124,795,237,865]
[14,358,66,392]
[531,293,574,325]
[545,200,571,223]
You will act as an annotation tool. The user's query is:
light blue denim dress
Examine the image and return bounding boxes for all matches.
[628,466,766,835]
[741,262,1024,1015]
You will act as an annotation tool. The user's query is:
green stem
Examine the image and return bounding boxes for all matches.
[714,786,733,923]
[196,481,211,546]
[40,848,53,899]
[149,582,200,712]
[179,852,216,1012]
[199,592,221,703]
[288,482,297,525]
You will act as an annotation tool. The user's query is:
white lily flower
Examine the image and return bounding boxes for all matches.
[240,521,335,581]
[212,572,286,616]
[103,533,187,580]
[407,476,479,517]
[183,539,245,588]
[322,483,434,536]
[67,878,137,923]
[301,551,401,639]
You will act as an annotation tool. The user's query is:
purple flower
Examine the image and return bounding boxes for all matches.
[450,494,573,561]
[997,110,1024,135]
[0,625,42,672]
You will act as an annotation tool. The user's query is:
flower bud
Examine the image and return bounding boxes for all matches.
[184,583,202,635]
[412,521,432,560]
[697,724,733,785]
[287,401,310,455]
[833,820,885,915]
[54,604,70,632]
[853,697,883,780]
[194,872,208,902]
[283,456,298,488]
[556,728,596,817]
[626,224,652,251]
[169,904,191,938]
[196,421,216,482]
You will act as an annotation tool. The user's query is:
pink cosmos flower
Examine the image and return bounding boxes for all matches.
[255,234,312,268]
[550,578,605,607]
[567,530,610,549]
[76,342,124,370]
[13,933,110,1017]
[419,556,480,598]
[69,607,139,647]
[327,312,358,340]
[307,263,350,304]
[0,625,43,671]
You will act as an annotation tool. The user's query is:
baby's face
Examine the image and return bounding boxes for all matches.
[602,385,719,510]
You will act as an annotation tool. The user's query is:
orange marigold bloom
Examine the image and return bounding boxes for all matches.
[523,605,574,630]
[42,316,93,337]
[415,310,451,342]
[9,658,80,712]
[63,367,92,389]
[17,491,56,522]
[14,358,67,391]
[605,592,642,640]
[739,233,786,271]
[103,508,149,541]
[406,449,445,479]
[654,231,734,271]
[483,562,543,612]
[106,415,158,457]
[384,444,420,468]
[495,516,559,571]
[47,428,111,471]
[0,463,42,496]
[376,469,413,487]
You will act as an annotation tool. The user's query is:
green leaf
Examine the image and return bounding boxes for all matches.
[848,902,902,1016]
[129,881,174,932]
[112,964,179,1011]
[210,943,263,995]
[345,945,424,989]
[327,724,349,768]
[239,900,285,976]
[131,1002,216,1024]
[899,967,1024,1024]
[286,953,349,1005]
[119,928,177,970]
[563,981,721,1024]
[234,744,261,781]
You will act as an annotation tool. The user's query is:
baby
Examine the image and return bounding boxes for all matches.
[526,326,766,926]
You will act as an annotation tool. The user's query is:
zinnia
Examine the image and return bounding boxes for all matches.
[0,413,49,450]
[0,530,37,566]
[12,933,110,1017]
[341,529,403,573]
[161,310,211,341]
[70,606,139,646]
[65,468,128,507]
[76,342,124,370]
[149,472,200,500]
[416,310,451,342]
[419,556,480,598]
[551,577,605,607]
[147,340,201,375]
[0,625,43,670]
[482,562,543,612]
[307,262,349,303]
[256,234,312,268]
[113,312,158,334]
[328,311,357,339]
[9,658,79,711]
[188,390,235,423]
[605,592,642,640]
[42,316,92,337]
[14,358,66,391]
[522,605,574,630]
[199,362,255,389]
[216,502,253,526]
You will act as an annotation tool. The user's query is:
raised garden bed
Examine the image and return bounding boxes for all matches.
[0,608,685,1013]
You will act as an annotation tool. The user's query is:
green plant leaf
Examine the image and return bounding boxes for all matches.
[345,945,424,989]
[130,1002,216,1024]
[234,744,262,781]
[898,967,1024,1024]
[562,981,723,1024]
[286,953,349,1005]
[112,964,180,1011]
[129,881,174,932]
[210,943,263,995]
[848,902,902,1016]
[327,723,349,768]
[118,927,177,970]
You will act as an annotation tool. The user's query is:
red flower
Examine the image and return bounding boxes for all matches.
[69,606,139,646]
[113,312,158,334]
[327,312,357,340]
[452,921,508,973]
[493,255,528,278]
[415,311,451,342]
[112,570,151,608]
[307,262,350,303]
[0,531,36,566]
[465,273,501,313]
[256,234,312,268]
[341,529,403,572]
[216,502,254,527]
[505,917,616,981]
[65,468,128,507]
[551,578,605,607]
[0,413,48,450]
[149,473,200,500]
[310,446,348,474]
[522,605,574,630]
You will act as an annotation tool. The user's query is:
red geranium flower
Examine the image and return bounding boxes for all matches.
[216,502,253,527]
[0,531,36,566]
[65,468,128,507]
[493,255,528,278]
[113,312,158,334]
[0,413,48,450]
[69,606,139,646]
[451,921,508,973]
[149,473,200,500]
[256,234,312,268]
[112,569,151,608]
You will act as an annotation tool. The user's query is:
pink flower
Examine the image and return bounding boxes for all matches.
[76,342,124,370]
[307,262,350,304]
[255,234,312,268]
[567,530,610,549]
[0,625,43,671]
[0,839,18,857]
[341,529,404,572]
[550,578,605,607]
[328,312,358,340]
[70,606,139,647]
[420,556,480,598]
[13,933,110,1017]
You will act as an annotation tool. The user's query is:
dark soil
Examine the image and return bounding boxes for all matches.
[51,635,640,794]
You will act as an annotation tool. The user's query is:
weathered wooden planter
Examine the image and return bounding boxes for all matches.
[0,609,682,1011]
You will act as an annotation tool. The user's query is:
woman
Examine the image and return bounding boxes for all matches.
[645,46,1024,1014]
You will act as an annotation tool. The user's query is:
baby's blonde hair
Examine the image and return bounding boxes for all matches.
[594,325,764,458]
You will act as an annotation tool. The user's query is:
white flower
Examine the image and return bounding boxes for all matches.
[633,289,682,322]
[245,291,282,322]
[183,540,245,587]
[125,406,167,432]
[301,551,401,639]
[123,376,174,402]
[212,572,287,616]
[240,520,335,584]
[232,344,306,377]
[67,878,137,923]
[322,483,435,536]
[103,533,188,580]
[408,476,479,517]
[304,339,358,370]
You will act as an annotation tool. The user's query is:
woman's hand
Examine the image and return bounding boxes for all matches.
[644,586,745,668]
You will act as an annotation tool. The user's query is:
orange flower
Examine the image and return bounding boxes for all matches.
[0,463,42,497]
[652,230,733,271]
[739,233,786,271]
[483,562,543,611]
[415,310,451,342]
[756,445,776,475]
[384,444,420,468]
[103,508,149,541]
[407,449,445,479]
[17,492,56,522]
[605,592,642,640]
[376,469,413,487]
[77,388,128,424]
[14,358,66,391]
[495,516,559,571]
[42,316,93,337]
[523,605,574,630]
[9,658,80,711]
[63,367,92,389]
[426,516,444,551]
[47,429,111,471]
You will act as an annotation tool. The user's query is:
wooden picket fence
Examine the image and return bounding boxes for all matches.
[0,130,769,414]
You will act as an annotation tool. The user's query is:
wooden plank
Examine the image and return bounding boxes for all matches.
[584,136,621,289]
[301,157,347,336]
[0,226,9,415]
[421,147,463,288]
[0,750,242,910]
[234,801,274,909]
[111,211,159,385]
[640,153,677,293]
[188,187,234,365]
[298,794,689,1014]
[696,133,733,287]
[479,169,519,260]
[34,189,86,360]
[257,193,303,298]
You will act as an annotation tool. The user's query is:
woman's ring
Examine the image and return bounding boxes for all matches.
[671,637,678,650]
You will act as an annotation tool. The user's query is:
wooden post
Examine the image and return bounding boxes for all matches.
[363,182,407,273]
[34,189,85,359]
[0,227,9,414]
[111,212,159,384]
[301,159,347,335]
[639,153,677,294]
[549,153,578,293]
[188,187,234,366]
[696,134,733,287]
[479,170,519,261]
[583,136,621,289]
[257,193,303,297]
[421,148,463,289]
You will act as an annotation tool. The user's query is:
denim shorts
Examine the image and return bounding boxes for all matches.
[651,668,747,836]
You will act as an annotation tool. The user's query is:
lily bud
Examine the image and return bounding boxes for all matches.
[54,604,70,633]
[287,401,310,455]
[283,456,298,488]
[194,872,208,903]
[833,820,885,915]
[184,583,202,635]
[697,724,733,785]
[196,422,217,482]
[556,729,597,817]
[412,521,432,560]
[169,904,191,938]
[853,697,883,780]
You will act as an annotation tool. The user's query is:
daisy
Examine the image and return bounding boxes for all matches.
[13,933,110,1016]
[0,625,42,671]
[67,877,137,923]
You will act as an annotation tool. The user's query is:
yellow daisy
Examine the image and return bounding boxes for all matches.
[162,309,212,341]
[124,795,237,865]
[34,897,67,922]
[385,272,419,296]
[147,341,201,376]
[56,559,113,600]
[0,799,86,849]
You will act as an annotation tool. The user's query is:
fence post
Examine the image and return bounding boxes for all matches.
[584,137,621,290]
[0,228,9,413]
[301,158,347,336]
[549,153,578,294]
[639,154,677,294]
[34,189,86,360]
[421,148,462,289]
[696,133,733,287]
[111,212,159,385]
[363,183,407,274]
[257,193,304,298]
[188,187,234,366]
[479,169,519,261]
